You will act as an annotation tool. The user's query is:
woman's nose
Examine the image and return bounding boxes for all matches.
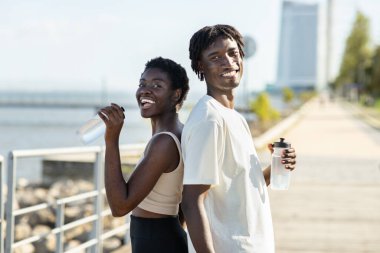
[138,85,152,95]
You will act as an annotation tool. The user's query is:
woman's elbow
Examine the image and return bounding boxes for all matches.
[109,203,130,217]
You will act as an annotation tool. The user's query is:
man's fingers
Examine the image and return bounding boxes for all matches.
[285,164,296,171]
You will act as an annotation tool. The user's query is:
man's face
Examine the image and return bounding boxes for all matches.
[199,36,243,93]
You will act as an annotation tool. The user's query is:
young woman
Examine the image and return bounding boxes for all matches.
[98,57,189,253]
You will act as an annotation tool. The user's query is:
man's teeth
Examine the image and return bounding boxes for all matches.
[222,71,237,77]
[141,98,155,104]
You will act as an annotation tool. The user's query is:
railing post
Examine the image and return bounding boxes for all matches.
[0,156,5,253]
[55,202,65,253]
[90,148,104,253]
[124,215,130,246]
[5,152,16,253]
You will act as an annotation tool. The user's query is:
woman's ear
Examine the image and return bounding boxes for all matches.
[172,89,182,104]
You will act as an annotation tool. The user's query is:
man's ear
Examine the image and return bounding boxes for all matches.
[198,61,204,74]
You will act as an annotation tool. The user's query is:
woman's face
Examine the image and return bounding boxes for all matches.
[136,68,177,118]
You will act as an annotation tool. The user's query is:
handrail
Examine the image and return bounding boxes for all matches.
[0,155,5,253]
[4,144,144,253]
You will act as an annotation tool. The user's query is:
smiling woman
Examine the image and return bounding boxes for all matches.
[97,57,190,253]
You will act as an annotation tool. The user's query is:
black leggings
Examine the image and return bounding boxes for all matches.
[130,215,188,253]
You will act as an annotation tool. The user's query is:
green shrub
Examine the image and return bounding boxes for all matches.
[282,87,295,104]
[374,99,380,109]
[250,92,280,122]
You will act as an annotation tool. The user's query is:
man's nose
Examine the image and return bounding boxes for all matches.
[222,55,234,67]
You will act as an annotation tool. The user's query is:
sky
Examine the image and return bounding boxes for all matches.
[0,0,379,101]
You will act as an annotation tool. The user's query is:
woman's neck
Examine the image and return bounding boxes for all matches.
[150,112,182,135]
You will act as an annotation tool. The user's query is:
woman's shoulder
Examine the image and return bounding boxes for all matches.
[147,132,181,152]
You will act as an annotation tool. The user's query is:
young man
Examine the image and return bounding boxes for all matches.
[181,25,297,253]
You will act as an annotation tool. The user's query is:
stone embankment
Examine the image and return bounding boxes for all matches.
[2,179,127,253]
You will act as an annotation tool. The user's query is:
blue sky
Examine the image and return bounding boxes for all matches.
[0,0,379,100]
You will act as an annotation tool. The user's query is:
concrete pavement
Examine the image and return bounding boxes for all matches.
[258,98,380,253]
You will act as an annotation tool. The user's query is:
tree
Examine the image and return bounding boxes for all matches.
[368,46,380,97]
[250,92,280,123]
[335,12,372,92]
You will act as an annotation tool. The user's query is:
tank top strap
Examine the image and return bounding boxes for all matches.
[153,132,182,156]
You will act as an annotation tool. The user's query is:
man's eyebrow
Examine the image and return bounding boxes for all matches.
[206,51,219,58]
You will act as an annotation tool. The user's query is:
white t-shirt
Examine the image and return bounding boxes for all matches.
[182,95,274,253]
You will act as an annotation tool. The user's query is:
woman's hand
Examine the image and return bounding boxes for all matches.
[98,103,125,142]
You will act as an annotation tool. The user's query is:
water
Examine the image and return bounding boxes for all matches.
[0,90,287,181]
[0,91,196,181]
[0,101,151,156]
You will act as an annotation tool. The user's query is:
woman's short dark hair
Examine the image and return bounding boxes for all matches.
[189,24,245,81]
[144,57,189,109]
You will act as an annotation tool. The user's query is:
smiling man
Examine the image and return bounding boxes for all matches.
[181,25,297,253]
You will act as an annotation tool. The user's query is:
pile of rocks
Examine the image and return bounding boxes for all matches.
[2,178,129,253]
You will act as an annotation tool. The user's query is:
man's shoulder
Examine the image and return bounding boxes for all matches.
[186,96,222,122]
[183,97,223,137]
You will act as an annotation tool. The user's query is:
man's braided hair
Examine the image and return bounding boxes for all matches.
[189,24,245,81]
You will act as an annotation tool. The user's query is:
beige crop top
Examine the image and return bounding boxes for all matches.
[137,132,184,215]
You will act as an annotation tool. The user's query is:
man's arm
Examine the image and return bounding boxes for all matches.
[182,184,215,253]
[263,165,271,186]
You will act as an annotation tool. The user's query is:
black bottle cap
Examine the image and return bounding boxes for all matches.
[273,138,291,148]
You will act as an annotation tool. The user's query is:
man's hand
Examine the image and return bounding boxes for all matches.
[267,143,296,171]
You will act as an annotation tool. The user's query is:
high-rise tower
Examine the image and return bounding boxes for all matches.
[276,1,321,91]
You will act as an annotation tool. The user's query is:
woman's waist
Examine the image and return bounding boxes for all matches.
[132,207,177,218]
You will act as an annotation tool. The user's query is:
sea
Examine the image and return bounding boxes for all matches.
[0,90,287,181]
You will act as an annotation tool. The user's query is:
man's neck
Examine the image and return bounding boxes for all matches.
[206,89,235,109]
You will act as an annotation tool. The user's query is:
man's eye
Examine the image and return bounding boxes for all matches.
[138,83,144,88]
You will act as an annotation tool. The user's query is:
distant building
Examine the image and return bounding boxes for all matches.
[276,1,325,91]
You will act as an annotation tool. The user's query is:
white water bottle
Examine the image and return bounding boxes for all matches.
[77,114,107,144]
[270,138,291,190]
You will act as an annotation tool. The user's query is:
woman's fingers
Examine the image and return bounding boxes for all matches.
[111,103,125,119]
[98,104,125,125]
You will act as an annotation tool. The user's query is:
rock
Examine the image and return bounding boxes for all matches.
[64,206,82,224]
[28,208,56,228]
[13,243,35,253]
[14,221,32,241]
[103,237,122,253]
[49,180,79,199]
[64,223,92,242]
[17,188,46,208]
[32,225,55,253]
[17,178,29,190]
[64,239,86,253]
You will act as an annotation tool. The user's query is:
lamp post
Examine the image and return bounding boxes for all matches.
[243,35,257,109]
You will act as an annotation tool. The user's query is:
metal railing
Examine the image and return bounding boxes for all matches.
[0,155,5,253]
[4,144,145,253]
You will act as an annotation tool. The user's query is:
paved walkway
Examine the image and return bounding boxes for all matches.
[259,98,380,253]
